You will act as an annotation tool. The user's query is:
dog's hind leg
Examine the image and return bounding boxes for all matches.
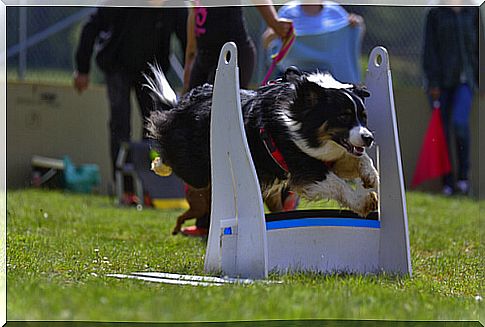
[263,182,285,212]
[300,172,378,217]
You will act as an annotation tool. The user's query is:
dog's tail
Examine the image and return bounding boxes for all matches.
[143,63,178,109]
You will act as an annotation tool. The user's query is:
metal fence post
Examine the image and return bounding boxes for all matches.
[18,7,27,80]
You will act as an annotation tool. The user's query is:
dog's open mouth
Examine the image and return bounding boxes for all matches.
[352,146,365,156]
[342,140,365,157]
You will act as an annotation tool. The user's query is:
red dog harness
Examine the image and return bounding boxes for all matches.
[259,127,289,175]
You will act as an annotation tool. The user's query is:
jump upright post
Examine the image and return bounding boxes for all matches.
[204,42,412,280]
[204,42,268,279]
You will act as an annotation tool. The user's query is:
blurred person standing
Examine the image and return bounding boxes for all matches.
[422,6,479,196]
[73,7,187,185]
[183,0,292,92]
[179,2,293,237]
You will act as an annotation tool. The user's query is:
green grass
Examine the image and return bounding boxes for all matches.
[6,189,483,322]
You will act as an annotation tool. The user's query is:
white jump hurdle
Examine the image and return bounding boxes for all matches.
[205,42,412,280]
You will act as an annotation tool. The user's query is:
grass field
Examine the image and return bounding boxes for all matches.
[6,189,483,322]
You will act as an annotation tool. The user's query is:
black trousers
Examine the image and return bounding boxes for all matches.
[104,70,157,179]
[189,40,256,90]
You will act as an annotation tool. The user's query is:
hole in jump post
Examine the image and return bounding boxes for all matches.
[375,54,383,67]
[225,50,231,64]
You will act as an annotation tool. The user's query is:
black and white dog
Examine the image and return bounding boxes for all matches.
[147,66,379,220]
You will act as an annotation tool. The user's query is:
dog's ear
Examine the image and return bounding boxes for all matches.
[352,84,371,99]
[283,66,303,84]
[294,79,328,112]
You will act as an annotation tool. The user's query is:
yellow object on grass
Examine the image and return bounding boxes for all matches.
[152,198,189,210]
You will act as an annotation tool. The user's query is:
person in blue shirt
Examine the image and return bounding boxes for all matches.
[263,1,365,83]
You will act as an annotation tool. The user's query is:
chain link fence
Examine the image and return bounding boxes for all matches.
[7,7,94,83]
[6,5,430,88]
[351,5,428,87]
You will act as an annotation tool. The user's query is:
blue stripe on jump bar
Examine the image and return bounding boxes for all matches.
[266,218,380,230]
[223,219,380,235]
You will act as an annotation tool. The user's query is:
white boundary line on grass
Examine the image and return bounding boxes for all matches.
[107,272,282,286]
[131,272,256,284]
[108,273,225,287]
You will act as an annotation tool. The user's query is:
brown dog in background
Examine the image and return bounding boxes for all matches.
[151,157,210,235]
[171,185,210,235]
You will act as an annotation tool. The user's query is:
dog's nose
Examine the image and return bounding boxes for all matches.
[362,134,374,147]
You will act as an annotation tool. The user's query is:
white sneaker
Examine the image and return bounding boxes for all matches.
[456,180,470,195]
[442,185,454,196]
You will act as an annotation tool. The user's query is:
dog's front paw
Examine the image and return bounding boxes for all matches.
[359,157,379,189]
[362,170,379,189]
[354,191,378,217]
[364,191,378,214]
[358,155,379,189]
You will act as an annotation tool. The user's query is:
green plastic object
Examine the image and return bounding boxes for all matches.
[149,149,160,161]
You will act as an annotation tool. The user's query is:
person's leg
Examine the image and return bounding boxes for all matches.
[133,70,160,139]
[451,83,473,194]
[189,52,214,90]
[105,71,132,178]
[436,89,455,192]
[238,40,256,89]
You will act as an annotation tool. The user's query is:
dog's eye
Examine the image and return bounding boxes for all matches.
[338,113,354,123]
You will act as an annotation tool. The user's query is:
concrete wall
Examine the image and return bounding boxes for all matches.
[6,81,483,198]
[7,81,143,194]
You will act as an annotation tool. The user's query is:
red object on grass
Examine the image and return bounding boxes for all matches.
[411,105,452,187]
[180,226,209,238]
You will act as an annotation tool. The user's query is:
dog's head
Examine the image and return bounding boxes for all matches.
[283,67,373,160]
